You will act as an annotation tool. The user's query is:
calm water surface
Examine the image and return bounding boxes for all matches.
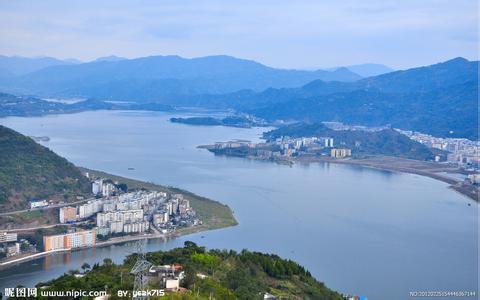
[0,111,477,300]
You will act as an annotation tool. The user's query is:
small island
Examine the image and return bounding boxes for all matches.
[170,115,267,128]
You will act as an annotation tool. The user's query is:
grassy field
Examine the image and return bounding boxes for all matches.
[79,167,238,230]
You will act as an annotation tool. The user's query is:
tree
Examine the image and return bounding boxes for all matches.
[81,262,91,273]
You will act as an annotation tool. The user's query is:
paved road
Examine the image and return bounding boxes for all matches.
[5,221,90,232]
[0,197,96,217]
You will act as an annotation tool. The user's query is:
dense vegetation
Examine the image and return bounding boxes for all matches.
[1,57,477,139]
[245,58,479,140]
[264,123,439,160]
[172,57,478,140]
[0,93,172,118]
[38,241,342,300]
[170,116,262,128]
[0,125,91,211]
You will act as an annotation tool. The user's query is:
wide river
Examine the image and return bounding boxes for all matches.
[0,110,477,299]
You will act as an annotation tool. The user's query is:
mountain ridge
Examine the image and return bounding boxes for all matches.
[0,54,362,99]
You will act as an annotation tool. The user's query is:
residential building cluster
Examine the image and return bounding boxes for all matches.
[50,177,200,251]
[213,135,352,160]
[398,129,480,170]
[0,231,35,259]
[152,193,198,232]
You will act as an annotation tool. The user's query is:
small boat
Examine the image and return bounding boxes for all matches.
[127,167,135,170]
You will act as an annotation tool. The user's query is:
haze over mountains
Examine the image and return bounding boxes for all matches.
[169,57,478,140]
[0,55,80,77]
[0,54,477,140]
[0,55,362,98]
[328,63,394,77]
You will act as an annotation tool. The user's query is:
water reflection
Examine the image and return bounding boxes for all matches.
[0,111,476,300]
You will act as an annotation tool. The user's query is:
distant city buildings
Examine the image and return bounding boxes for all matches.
[212,135,347,161]
[330,148,352,158]
[397,129,479,170]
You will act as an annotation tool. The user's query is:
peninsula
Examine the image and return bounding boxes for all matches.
[200,122,479,201]
[0,125,237,268]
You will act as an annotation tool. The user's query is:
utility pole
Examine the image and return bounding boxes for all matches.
[130,241,152,300]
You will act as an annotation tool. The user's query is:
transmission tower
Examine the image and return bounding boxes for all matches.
[130,240,152,300]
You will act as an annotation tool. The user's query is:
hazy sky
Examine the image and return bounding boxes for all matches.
[0,0,478,69]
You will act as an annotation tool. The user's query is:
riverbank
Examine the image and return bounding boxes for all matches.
[297,155,478,201]
[203,144,478,201]
[0,168,238,270]
[0,248,69,268]
[0,223,230,270]
[80,168,239,230]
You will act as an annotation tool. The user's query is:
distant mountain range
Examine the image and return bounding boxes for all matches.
[0,55,477,140]
[93,55,127,62]
[178,57,478,140]
[0,55,362,99]
[328,63,394,77]
[0,55,80,76]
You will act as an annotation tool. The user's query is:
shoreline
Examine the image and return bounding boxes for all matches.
[0,167,239,270]
[297,156,478,201]
[0,223,234,270]
[206,148,478,201]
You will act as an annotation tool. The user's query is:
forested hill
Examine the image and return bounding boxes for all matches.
[0,125,91,211]
[40,241,343,300]
[264,122,439,160]
[217,57,478,140]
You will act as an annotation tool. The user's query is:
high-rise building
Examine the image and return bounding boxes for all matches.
[330,148,352,158]
[59,206,77,223]
[78,200,103,219]
[92,179,103,195]
[43,230,96,251]
[102,182,116,197]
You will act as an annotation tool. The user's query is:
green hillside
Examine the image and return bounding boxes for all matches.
[0,125,91,211]
[263,123,439,160]
[39,241,342,300]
